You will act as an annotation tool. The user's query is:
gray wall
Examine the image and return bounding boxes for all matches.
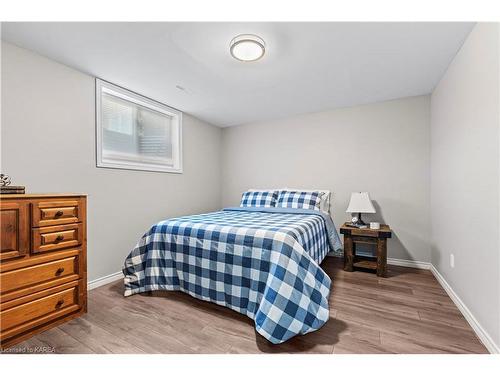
[221,96,431,262]
[430,23,500,349]
[1,42,223,281]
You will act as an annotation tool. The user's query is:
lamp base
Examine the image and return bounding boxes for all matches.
[356,212,367,226]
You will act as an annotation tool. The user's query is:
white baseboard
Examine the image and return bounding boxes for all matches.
[430,265,499,354]
[330,252,432,270]
[88,271,123,290]
[387,257,431,270]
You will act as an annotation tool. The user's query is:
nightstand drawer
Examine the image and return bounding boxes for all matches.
[32,200,82,227]
[32,224,82,254]
[350,229,379,237]
[351,235,378,244]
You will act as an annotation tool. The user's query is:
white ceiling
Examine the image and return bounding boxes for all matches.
[1,22,474,127]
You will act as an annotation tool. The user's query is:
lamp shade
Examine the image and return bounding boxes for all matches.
[346,192,376,213]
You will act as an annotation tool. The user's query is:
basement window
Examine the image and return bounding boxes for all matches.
[96,79,182,173]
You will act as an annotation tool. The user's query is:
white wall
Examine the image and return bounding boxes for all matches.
[221,96,431,262]
[1,42,223,281]
[430,23,500,351]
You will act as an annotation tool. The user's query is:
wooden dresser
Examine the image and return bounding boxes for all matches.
[0,194,87,348]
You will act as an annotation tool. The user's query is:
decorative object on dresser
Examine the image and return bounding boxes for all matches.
[346,192,376,227]
[340,223,392,277]
[0,193,87,348]
[0,174,11,187]
[0,174,25,195]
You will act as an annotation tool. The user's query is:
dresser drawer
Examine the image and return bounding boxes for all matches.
[0,256,79,295]
[32,223,82,254]
[0,284,80,338]
[32,200,82,227]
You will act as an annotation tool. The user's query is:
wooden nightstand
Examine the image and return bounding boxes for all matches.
[340,223,392,277]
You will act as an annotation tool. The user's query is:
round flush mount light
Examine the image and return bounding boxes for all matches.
[229,34,266,62]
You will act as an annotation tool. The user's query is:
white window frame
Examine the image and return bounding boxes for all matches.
[96,79,183,174]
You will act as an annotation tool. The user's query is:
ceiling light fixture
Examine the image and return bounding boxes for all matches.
[229,34,266,62]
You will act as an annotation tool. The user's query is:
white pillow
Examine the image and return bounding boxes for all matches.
[285,188,331,215]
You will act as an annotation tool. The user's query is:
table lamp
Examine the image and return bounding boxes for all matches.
[346,192,376,226]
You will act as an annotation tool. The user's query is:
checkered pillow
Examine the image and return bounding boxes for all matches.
[277,190,323,211]
[240,190,278,208]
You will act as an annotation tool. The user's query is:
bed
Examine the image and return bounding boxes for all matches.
[123,197,342,344]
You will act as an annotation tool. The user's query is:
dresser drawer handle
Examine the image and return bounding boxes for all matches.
[55,300,64,309]
[54,210,64,218]
[54,235,65,243]
[55,267,65,276]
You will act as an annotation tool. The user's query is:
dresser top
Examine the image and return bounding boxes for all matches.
[0,193,87,199]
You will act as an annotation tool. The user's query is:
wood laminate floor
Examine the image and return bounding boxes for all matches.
[7,258,488,354]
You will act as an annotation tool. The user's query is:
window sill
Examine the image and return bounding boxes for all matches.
[96,160,183,174]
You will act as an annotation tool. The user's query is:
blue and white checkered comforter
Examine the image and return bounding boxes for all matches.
[123,206,342,344]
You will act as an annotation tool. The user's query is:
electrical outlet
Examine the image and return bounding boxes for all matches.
[450,254,455,268]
